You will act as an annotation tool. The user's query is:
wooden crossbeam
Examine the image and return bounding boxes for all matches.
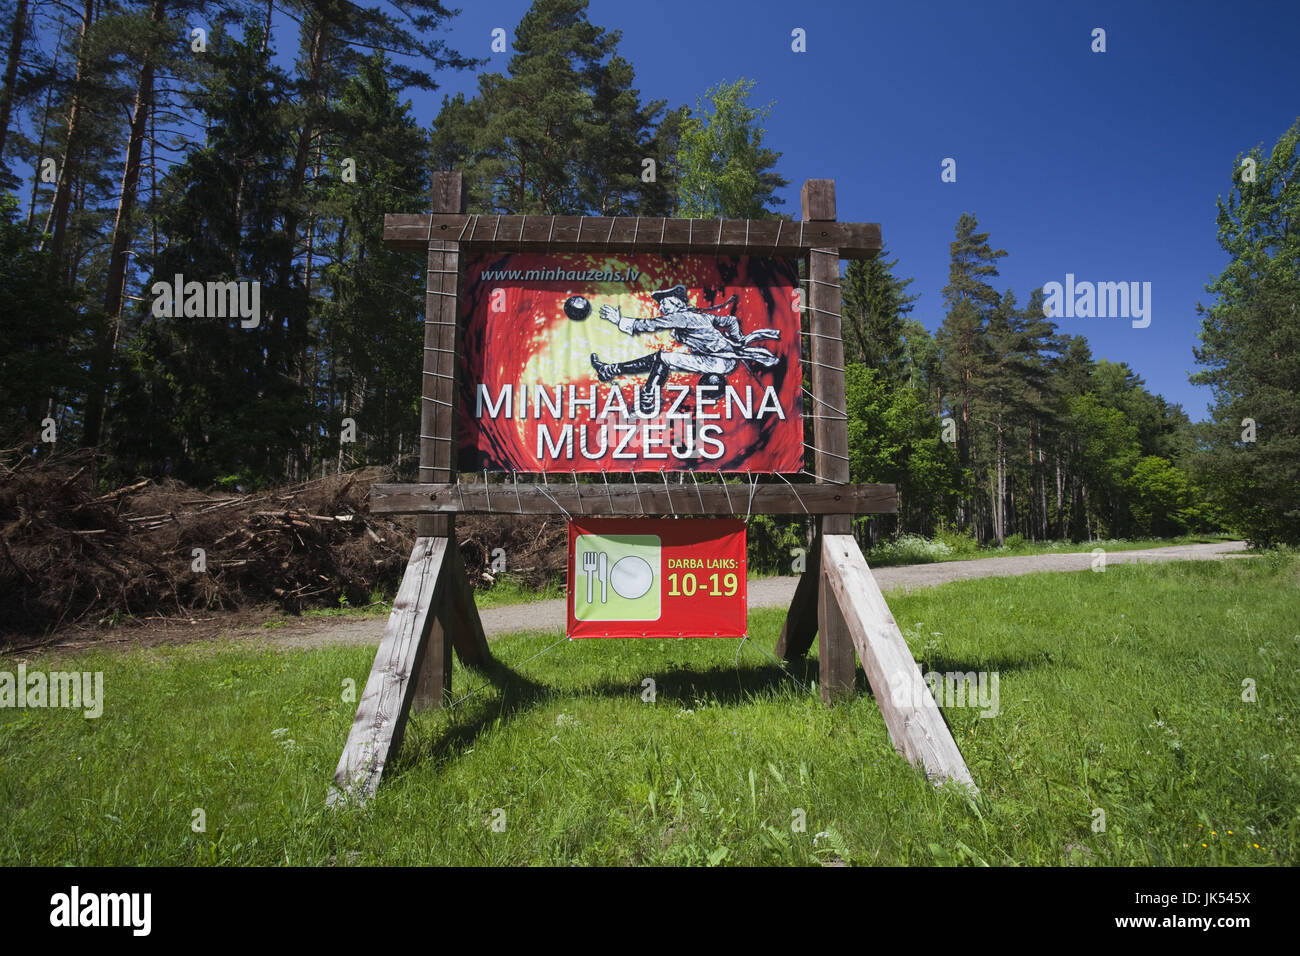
[382,213,883,259]
[369,481,898,516]
[820,534,977,791]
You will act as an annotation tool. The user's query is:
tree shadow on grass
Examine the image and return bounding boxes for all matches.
[394,648,1050,780]
[397,653,819,777]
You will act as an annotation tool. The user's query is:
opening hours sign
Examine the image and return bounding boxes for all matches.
[566,518,747,639]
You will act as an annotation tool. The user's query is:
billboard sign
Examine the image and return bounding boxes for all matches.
[566,518,747,639]
[457,253,803,473]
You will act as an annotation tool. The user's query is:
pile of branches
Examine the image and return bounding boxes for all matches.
[0,446,415,636]
[0,447,573,640]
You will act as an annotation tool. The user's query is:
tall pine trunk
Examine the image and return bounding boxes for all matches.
[0,0,30,163]
[26,19,63,227]
[40,0,94,278]
[85,0,165,448]
[994,412,1006,546]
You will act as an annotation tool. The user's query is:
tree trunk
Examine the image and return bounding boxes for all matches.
[26,21,62,228]
[994,413,1005,546]
[40,0,94,276]
[1039,446,1049,541]
[1054,450,1064,538]
[261,0,273,55]
[0,0,30,164]
[84,0,165,448]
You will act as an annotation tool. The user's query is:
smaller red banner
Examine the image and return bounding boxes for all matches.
[566,518,747,639]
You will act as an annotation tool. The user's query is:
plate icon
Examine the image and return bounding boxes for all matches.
[610,555,653,599]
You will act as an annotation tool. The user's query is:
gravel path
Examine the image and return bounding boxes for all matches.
[261,540,1247,650]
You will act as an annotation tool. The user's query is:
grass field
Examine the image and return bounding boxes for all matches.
[1,553,1295,866]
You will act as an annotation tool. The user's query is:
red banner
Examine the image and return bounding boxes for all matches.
[457,253,803,473]
[566,518,747,639]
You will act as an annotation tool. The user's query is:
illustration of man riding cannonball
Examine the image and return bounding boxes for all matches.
[589,284,782,414]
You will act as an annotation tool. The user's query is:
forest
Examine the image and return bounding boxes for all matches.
[1,0,1296,589]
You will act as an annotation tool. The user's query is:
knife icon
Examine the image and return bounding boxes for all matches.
[598,551,608,603]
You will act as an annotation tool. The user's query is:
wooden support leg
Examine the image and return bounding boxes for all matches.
[441,534,492,668]
[411,536,494,711]
[817,556,857,703]
[821,534,976,791]
[412,613,453,713]
[776,529,821,661]
[332,537,449,802]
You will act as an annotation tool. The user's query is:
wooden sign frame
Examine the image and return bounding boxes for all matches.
[331,172,975,802]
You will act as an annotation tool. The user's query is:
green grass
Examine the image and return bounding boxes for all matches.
[1,553,1295,866]
[471,573,565,609]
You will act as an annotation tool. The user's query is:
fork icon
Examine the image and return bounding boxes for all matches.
[582,551,598,604]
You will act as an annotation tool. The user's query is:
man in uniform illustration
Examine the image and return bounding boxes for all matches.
[589,284,782,413]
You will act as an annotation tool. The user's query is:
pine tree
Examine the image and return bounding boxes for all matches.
[840,244,918,379]
[0,0,31,177]
[935,212,1006,537]
[0,194,82,443]
[577,53,683,217]
[83,0,175,448]
[434,0,677,218]
[316,53,430,473]
[968,289,1057,544]
[112,24,307,485]
[1192,118,1300,545]
[442,0,618,214]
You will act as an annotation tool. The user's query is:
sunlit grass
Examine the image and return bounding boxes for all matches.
[1,552,1293,866]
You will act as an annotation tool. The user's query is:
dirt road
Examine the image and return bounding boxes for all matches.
[254,540,1246,650]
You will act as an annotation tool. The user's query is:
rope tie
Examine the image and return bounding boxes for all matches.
[536,479,572,520]
[689,469,705,513]
[776,471,810,514]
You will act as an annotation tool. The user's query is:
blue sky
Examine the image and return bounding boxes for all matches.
[398,0,1300,420]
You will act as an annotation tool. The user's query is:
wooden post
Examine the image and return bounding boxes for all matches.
[801,180,856,698]
[418,171,466,539]
[802,180,851,521]
[817,538,856,702]
[410,171,468,708]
